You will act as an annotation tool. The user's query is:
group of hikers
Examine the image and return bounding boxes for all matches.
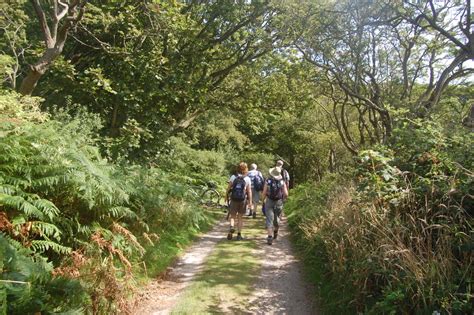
[224,160,290,245]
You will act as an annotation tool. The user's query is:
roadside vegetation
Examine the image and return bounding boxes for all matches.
[0,91,226,313]
[286,120,473,313]
[1,0,472,314]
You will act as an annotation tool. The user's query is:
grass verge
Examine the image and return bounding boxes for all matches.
[140,206,224,279]
[289,232,354,314]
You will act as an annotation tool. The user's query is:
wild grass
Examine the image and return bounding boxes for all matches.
[286,144,473,314]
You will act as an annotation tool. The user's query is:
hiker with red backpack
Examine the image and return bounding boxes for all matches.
[225,162,253,241]
[261,166,288,245]
[246,163,264,218]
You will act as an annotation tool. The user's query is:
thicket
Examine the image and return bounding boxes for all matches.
[286,119,473,314]
[0,91,223,313]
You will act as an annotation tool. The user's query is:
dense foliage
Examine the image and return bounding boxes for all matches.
[0,91,221,313]
[1,0,473,313]
[286,122,473,313]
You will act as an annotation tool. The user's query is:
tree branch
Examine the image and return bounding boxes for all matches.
[423,16,467,53]
[423,51,470,111]
[51,0,69,41]
[31,0,53,47]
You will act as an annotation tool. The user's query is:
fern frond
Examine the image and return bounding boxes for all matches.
[75,223,91,237]
[106,207,138,220]
[0,195,44,220]
[30,240,71,255]
[0,175,29,188]
[31,221,61,241]
[0,232,23,250]
[0,184,18,195]
[31,174,69,189]
[30,198,59,220]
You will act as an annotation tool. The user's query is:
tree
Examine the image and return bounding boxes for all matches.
[290,0,396,153]
[19,0,87,95]
[280,0,473,153]
[396,0,474,112]
[0,1,29,90]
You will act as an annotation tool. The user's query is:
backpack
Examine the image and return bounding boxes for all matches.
[267,178,283,200]
[253,173,264,191]
[231,176,247,201]
[282,169,290,186]
[248,171,264,191]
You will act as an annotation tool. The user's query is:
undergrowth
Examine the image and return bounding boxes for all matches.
[286,120,473,314]
[0,91,227,314]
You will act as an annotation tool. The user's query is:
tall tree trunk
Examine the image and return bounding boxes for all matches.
[110,102,120,137]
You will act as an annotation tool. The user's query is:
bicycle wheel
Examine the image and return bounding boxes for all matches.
[187,186,202,202]
[201,188,221,207]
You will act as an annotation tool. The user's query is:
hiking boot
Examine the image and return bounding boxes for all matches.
[227,227,235,240]
[252,211,256,219]
[273,230,278,240]
[236,234,243,241]
[267,236,273,245]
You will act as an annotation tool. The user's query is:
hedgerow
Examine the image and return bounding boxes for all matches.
[286,120,473,314]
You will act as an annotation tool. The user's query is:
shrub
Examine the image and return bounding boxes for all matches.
[287,120,473,313]
[0,92,216,312]
[0,234,89,314]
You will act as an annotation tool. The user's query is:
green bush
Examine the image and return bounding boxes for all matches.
[0,234,88,314]
[287,120,473,314]
[155,136,228,185]
[0,92,218,312]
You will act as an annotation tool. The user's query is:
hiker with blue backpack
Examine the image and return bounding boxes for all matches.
[261,166,288,245]
[225,162,253,241]
[246,163,264,218]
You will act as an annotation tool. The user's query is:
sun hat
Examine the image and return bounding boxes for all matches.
[269,167,282,180]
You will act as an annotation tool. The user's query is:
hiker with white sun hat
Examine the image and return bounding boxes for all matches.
[261,166,288,245]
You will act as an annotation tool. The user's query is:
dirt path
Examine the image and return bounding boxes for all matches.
[246,216,318,314]
[132,214,318,314]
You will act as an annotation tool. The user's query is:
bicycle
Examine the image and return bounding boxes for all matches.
[188,182,223,208]
[200,184,221,207]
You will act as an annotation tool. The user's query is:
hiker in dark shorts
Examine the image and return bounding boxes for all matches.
[225,162,253,241]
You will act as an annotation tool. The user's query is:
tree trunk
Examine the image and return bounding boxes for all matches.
[18,0,86,95]
[19,47,62,95]
[110,103,120,137]
[423,51,470,112]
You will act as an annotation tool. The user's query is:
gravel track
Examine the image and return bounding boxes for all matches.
[132,214,318,314]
